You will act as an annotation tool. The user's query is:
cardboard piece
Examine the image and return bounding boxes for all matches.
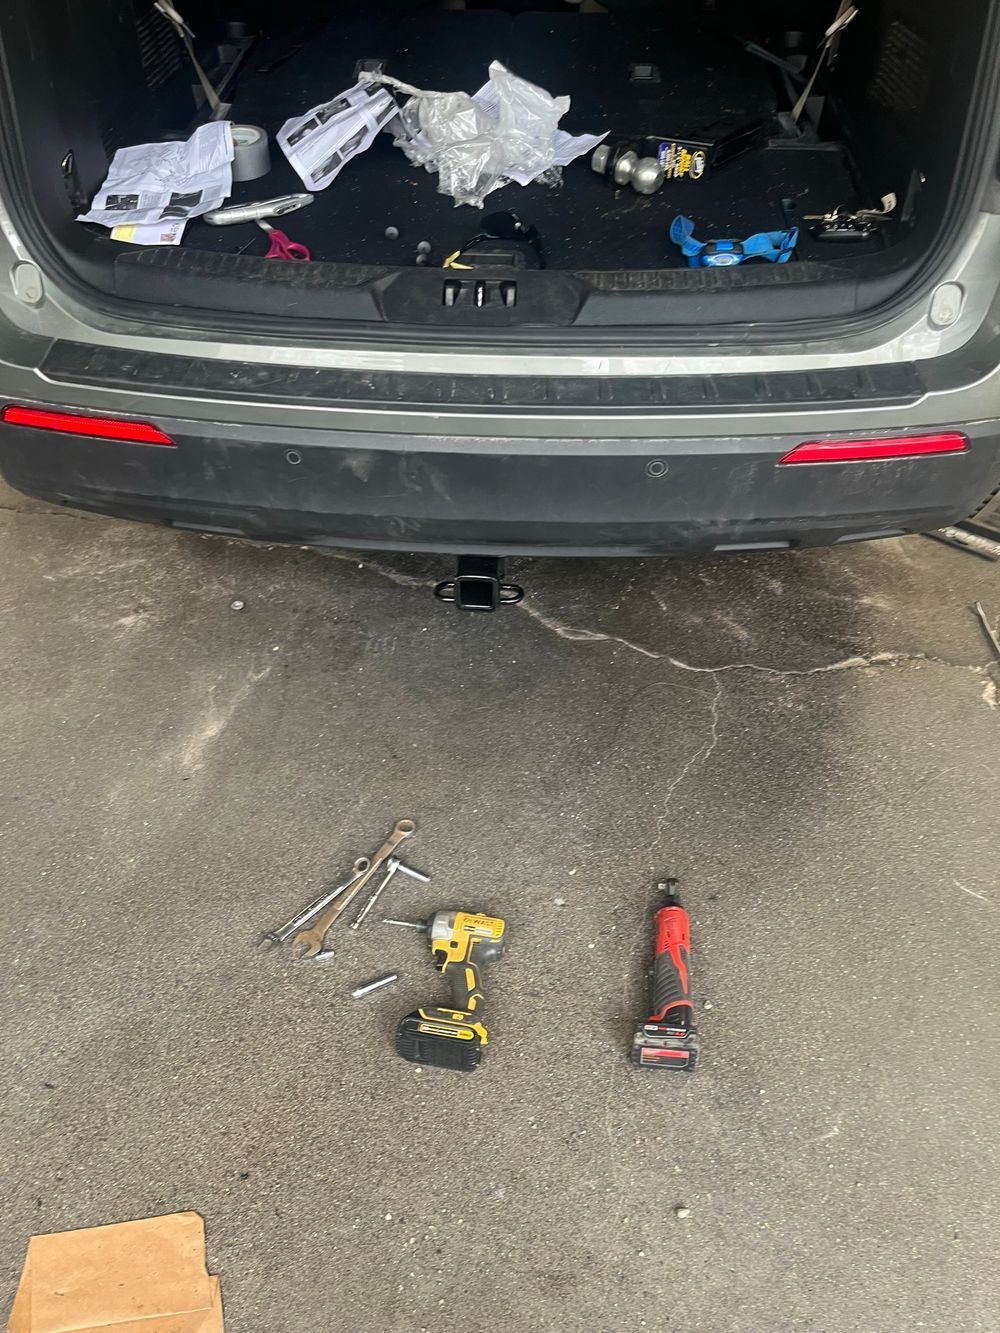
[6,1212,224,1333]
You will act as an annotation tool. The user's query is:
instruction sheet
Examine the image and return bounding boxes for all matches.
[278,83,399,192]
[77,121,235,245]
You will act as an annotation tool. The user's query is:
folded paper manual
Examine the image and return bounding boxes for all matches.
[77,122,235,246]
[277,82,399,192]
[6,1211,224,1333]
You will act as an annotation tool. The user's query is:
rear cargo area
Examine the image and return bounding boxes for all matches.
[1,0,996,329]
[181,8,864,272]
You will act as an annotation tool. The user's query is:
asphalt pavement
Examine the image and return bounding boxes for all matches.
[1,480,998,1332]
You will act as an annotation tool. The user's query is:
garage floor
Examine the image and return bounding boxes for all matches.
[1,481,999,1332]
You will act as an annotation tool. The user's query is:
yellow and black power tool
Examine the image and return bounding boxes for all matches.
[383,910,506,1072]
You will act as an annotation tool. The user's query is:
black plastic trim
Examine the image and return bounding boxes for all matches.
[40,340,926,414]
[3,412,999,557]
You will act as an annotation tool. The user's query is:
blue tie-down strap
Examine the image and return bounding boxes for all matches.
[670,215,798,267]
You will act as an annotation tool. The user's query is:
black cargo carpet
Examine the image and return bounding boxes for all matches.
[179,10,874,271]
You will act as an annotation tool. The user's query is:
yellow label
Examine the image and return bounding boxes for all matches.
[417,1022,475,1041]
[110,224,137,242]
[456,912,505,939]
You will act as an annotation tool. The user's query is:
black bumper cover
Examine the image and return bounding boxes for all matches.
[2,404,999,555]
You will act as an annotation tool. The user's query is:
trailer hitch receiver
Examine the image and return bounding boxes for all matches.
[433,556,523,612]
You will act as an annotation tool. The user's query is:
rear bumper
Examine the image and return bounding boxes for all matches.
[2,405,998,556]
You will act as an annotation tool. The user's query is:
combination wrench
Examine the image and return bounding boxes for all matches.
[262,856,370,945]
[295,818,416,958]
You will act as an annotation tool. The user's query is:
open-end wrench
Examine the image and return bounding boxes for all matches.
[295,818,415,958]
[262,856,370,946]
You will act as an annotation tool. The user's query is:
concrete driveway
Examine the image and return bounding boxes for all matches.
[2,480,998,1332]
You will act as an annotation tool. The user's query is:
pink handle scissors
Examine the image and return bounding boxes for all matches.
[256,219,310,262]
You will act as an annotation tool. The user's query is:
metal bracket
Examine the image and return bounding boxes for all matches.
[433,556,523,612]
[442,278,517,308]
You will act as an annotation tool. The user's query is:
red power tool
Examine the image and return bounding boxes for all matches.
[631,878,700,1071]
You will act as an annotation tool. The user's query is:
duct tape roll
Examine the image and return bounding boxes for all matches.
[231,124,270,182]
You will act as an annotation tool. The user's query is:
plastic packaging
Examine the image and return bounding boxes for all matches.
[370,62,597,209]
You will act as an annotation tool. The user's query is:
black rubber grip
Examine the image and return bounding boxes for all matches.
[651,947,692,1019]
[443,958,484,1013]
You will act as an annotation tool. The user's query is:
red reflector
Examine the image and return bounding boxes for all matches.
[779,432,967,465]
[0,404,175,446]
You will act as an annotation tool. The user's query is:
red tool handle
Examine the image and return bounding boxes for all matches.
[649,895,693,1022]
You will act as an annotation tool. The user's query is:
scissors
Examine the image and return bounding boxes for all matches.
[256,219,310,262]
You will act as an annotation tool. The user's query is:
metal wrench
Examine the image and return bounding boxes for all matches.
[295,818,416,958]
[349,856,430,931]
[262,856,370,945]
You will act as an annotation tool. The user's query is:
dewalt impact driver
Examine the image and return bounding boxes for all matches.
[383,910,506,1071]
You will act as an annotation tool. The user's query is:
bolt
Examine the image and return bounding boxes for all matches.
[385,225,400,240]
[416,240,432,254]
[230,599,245,611]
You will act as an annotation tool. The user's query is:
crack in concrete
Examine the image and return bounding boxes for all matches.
[953,879,997,910]
[312,551,1000,706]
[514,598,999,706]
[650,675,723,860]
[320,550,430,591]
[516,601,662,658]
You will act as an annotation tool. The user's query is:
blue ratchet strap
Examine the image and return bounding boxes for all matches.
[670,215,798,267]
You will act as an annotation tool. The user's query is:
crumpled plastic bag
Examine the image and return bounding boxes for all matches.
[366,62,602,208]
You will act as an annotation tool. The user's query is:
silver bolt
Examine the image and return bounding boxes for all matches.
[385,225,400,240]
[230,599,245,611]
[416,240,432,254]
[352,972,399,999]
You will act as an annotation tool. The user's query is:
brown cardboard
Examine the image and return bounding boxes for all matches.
[6,1213,223,1333]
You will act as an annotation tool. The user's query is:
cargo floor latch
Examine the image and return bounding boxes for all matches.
[433,556,523,612]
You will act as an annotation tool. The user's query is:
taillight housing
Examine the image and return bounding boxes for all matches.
[778,432,968,465]
[0,404,175,446]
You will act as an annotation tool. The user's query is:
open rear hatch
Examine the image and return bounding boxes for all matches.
[1,0,997,338]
